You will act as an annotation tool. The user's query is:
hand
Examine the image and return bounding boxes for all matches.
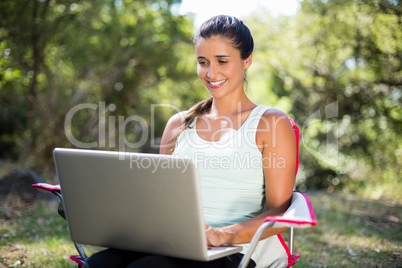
[205,224,224,247]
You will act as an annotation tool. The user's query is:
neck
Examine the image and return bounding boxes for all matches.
[209,94,255,117]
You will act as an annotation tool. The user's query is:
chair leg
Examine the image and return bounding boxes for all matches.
[74,243,88,259]
[289,227,294,255]
[238,221,275,268]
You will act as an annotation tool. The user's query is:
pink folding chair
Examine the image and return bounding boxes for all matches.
[32,117,316,268]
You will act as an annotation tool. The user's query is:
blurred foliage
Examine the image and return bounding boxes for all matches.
[0,0,206,170]
[246,0,401,200]
[0,0,401,200]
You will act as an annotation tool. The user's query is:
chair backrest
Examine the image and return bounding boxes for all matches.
[287,117,300,177]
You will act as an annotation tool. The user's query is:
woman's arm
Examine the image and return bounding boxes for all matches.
[159,112,186,155]
[206,110,297,246]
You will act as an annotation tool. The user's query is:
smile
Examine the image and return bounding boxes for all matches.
[208,79,227,86]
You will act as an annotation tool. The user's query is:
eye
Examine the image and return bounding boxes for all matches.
[219,60,228,64]
[198,60,208,66]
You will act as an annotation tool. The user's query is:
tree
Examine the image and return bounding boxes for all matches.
[0,0,200,170]
[246,0,401,199]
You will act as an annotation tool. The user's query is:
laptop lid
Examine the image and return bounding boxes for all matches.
[53,148,241,261]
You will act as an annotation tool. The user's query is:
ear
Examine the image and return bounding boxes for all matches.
[244,53,253,70]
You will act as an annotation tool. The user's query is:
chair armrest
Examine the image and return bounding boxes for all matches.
[264,192,317,228]
[238,192,317,268]
[32,183,87,260]
[33,183,65,219]
[32,183,61,192]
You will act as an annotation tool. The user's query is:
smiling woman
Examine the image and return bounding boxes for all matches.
[83,15,297,268]
[158,15,297,267]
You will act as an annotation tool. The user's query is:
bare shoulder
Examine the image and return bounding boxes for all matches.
[159,111,187,154]
[259,108,292,129]
[166,111,187,128]
[256,108,295,146]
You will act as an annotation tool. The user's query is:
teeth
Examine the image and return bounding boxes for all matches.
[209,79,226,86]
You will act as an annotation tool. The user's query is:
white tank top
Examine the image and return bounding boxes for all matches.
[173,105,269,228]
[174,105,292,267]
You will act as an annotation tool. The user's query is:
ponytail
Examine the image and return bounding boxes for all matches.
[168,97,213,154]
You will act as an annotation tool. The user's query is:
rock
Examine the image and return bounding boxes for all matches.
[0,168,56,202]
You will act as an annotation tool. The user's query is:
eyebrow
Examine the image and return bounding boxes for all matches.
[197,55,230,60]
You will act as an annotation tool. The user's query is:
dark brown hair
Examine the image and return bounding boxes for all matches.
[168,15,254,153]
[193,15,254,60]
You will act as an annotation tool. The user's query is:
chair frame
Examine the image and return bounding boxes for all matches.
[32,117,316,267]
[33,183,89,266]
[238,191,317,268]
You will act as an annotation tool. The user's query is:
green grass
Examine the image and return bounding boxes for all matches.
[293,192,402,267]
[0,192,401,267]
[0,195,100,267]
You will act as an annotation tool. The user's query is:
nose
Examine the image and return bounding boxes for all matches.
[207,64,217,79]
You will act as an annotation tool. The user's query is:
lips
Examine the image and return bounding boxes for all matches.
[208,79,227,88]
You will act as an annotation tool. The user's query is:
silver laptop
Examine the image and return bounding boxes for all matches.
[53,148,242,261]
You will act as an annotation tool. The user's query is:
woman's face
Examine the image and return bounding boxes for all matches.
[194,36,252,100]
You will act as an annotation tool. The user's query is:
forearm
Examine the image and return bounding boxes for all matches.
[208,211,287,246]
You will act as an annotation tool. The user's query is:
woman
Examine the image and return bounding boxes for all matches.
[85,15,296,268]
